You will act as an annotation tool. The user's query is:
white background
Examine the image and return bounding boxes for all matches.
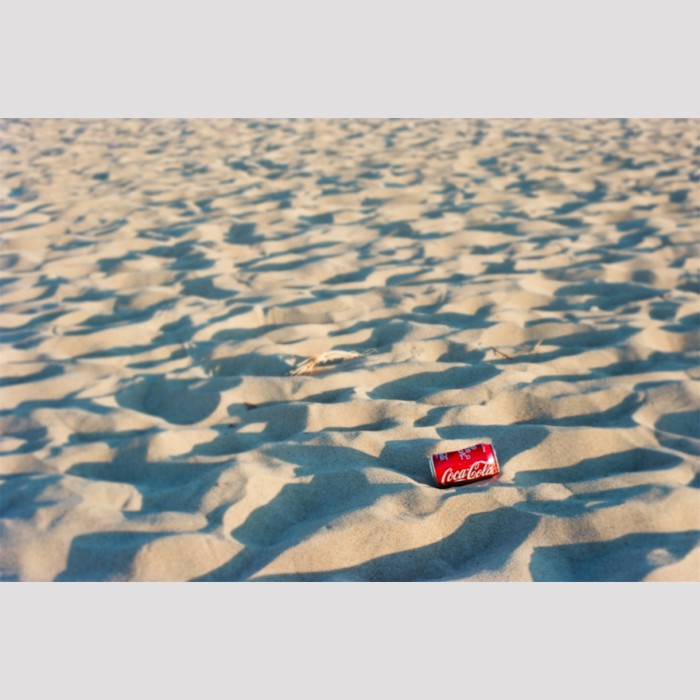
[2,0,699,116]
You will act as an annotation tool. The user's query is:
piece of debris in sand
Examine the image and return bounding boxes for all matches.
[289,350,363,376]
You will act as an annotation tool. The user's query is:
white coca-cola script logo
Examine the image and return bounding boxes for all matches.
[440,460,496,485]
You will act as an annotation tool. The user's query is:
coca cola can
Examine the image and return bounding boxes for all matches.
[428,443,500,488]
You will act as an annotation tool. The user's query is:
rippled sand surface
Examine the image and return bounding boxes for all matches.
[1,118,698,581]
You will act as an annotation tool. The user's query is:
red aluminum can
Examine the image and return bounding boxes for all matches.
[429,443,500,488]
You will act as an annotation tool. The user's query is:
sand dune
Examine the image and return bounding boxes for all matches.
[0,118,698,581]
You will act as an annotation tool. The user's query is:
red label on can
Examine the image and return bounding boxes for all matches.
[429,443,500,488]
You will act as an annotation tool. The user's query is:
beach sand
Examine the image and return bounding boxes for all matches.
[0,118,698,581]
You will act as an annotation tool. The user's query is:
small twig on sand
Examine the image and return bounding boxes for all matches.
[491,347,515,361]
[529,339,543,354]
[289,350,364,376]
[492,339,543,361]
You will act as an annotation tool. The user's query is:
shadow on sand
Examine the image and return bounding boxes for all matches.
[530,530,700,581]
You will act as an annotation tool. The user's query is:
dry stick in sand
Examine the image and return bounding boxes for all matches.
[518,338,544,355]
[491,339,543,361]
[289,350,364,376]
[491,347,515,361]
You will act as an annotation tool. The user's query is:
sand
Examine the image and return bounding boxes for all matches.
[0,118,698,582]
